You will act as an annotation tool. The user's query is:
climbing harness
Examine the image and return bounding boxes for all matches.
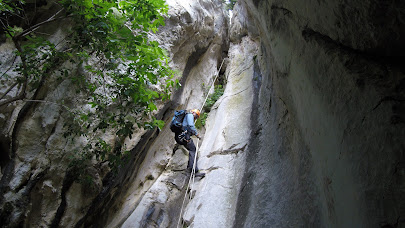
[178,130,190,143]
[176,58,225,228]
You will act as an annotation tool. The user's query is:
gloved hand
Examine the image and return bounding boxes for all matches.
[196,134,202,139]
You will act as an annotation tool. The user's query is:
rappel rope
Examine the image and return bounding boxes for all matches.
[176,59,225,228]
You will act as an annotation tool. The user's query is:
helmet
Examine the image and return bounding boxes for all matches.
[191,109,200,118]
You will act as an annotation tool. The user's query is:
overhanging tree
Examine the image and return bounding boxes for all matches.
[0,0,177,175]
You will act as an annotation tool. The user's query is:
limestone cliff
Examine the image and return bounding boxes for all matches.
[233,0,405,227]
[0,0,404,227]
[0,0,230,227]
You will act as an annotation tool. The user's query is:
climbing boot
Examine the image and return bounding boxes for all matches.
[194,172,205,178]
[172,143,179,155]
[185,167,192,174]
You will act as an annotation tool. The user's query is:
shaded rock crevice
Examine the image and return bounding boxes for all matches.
[302,28,405,71]
[1,168,49,227]
[74,128,159,228]
[171,46,210,106]
[50,168,75,228]
[270,5,293,17]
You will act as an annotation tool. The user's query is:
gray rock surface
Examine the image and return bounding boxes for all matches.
[181,36,257,228]
[89,0,231,227]
[0,0,229,227]
[233,0,405,227]
[0,0,404,227]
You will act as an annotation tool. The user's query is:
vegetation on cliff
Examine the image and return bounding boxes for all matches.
[0,0,176,176]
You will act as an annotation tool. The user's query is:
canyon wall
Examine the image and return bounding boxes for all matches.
[0,0,404,227]
[0,0,229,227]
[233,0,405,227]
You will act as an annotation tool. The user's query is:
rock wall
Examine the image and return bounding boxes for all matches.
[0,3,94,225]
[1,0,404,227]
[62,0,231,227]
[0,0,230,227]
[100,0,234,226]
[233,0,405,227]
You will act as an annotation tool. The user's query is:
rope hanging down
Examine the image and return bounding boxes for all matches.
[176,58,225,228]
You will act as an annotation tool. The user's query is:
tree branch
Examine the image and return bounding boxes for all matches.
[0,55,18,78]
[0,18,8,30]
[0,65,27,107]
[0,33,30,107]
[0,82,19,101]
[0,92,24,107]
[15,8,68,39]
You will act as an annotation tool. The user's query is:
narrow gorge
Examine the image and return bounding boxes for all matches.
[0,0,404,227]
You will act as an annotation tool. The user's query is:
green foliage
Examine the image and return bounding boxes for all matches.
[204,85,224,112]
[68,152,91,183]
[222,0,237,10]
[0,0,24,14]
[195,112,208,129]
[196,85,224,129]
[0,0,177,177]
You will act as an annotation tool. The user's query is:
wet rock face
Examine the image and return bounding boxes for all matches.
[234,0,405,227]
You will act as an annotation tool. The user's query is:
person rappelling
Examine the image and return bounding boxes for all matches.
[170,109,205,178]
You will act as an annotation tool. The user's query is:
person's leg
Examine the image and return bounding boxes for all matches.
[175,132,194,171]
[174,132,182,145]
[184,139,198,172]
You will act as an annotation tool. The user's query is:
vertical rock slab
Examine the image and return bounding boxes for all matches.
[234,0,405,227]
[181,37,257,227]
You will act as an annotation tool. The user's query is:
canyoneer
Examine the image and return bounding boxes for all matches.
[170,109,205,178]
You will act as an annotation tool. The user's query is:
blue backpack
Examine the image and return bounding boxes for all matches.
[170,110,187,132]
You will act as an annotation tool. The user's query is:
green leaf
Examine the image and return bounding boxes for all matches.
[155,119,165,130]
[148,102,157,111]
